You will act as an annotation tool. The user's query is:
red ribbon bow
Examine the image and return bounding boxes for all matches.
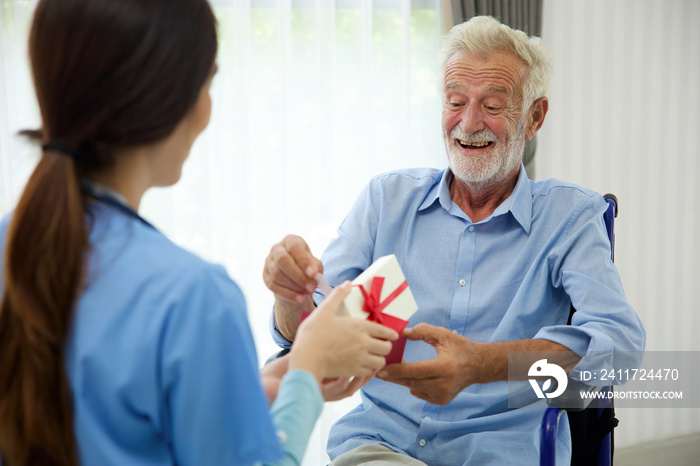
[355,276,410,334]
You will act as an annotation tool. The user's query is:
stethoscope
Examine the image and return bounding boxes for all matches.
[82,184,156,231]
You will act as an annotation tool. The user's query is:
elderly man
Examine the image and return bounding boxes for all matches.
[264,16,645,465]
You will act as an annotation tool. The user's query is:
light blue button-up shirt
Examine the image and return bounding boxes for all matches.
[272,165,645,465]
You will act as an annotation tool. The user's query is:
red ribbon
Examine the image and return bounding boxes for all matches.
[355,277,410,333]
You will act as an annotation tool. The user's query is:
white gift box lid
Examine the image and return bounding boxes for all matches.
[341,254,418,321]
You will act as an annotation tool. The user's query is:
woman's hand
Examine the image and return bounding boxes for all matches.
[319,374,375,402]
[289,282,398,384]
[260,354,290,403]
[261,358,375,404]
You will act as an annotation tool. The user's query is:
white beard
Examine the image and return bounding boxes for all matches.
[445,122,526,190]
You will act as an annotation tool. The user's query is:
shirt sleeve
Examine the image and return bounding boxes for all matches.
[534,194,646,381]
[259,370,323,466]
[159,264,285,465]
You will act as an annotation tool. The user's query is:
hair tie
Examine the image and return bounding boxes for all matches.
[42,141,82,159]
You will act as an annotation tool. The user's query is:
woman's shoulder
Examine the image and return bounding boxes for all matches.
[86,205,243,307]
[89,204,212,271]
[78,209,250,359]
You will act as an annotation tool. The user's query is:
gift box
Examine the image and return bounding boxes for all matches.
[342,254,418,364]
[302,254,418,365]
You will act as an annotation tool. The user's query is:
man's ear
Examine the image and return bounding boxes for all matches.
[525,97,548,140]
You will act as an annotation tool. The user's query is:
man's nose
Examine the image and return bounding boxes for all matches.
[458,104,486,134]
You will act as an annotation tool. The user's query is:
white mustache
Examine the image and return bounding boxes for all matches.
[450,127,498,143]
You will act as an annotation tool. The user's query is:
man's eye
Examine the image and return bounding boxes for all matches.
[450,102,463,108]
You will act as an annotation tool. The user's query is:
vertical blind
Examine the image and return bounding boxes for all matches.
[451,0,542,35]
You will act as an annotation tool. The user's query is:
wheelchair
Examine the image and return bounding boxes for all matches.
[540,193,620,466]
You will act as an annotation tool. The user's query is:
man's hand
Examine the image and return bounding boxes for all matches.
[263,234,323,304]
[376,323,486,405]
[263,235,324,341]
[376,323,577,405]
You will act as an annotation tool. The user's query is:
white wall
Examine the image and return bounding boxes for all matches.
[539,0,700,446]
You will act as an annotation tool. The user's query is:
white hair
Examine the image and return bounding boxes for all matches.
[438,16,553,111]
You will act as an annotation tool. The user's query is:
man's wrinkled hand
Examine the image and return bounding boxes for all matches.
[376,323,485,405]
[263,234,323,304]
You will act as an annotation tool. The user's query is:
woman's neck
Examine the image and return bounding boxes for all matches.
[87,149,153,211]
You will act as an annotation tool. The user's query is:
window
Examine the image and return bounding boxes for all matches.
[0,2,444,462]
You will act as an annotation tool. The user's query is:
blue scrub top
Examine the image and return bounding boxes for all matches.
[0,201,284,465]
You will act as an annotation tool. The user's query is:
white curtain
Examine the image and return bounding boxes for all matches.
[0,0,40,215]
[0,1,444,463]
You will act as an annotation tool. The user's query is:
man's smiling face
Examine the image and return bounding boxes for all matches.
[441,49,529,189]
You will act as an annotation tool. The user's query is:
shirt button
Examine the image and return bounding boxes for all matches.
[452,329,459,334]
[424,416,431,420]
[468,225,475,232]
[418,439,426,447]
[459,279,466,286]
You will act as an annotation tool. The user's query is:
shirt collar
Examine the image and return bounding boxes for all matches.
[82,178,129,206]
[418,164,532,233]
[418,168,452,212]
[491,164,532,233]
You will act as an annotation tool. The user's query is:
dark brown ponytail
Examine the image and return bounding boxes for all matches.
[0,153,85,465]
[0,0,217,464]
